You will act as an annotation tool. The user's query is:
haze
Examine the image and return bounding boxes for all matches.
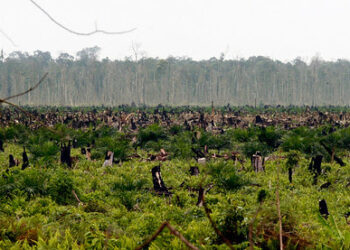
[1,0,349,61]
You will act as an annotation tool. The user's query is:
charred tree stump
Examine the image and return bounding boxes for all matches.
[22,147,29,170]
[320,182,331,189]
[319,199,329,219]
[288,167,293,183]
[151,165,170,196]
[0,139,4,152]
[60,143,72,168]
[9,154,16,168]
[191,148,206,160]
[189,166,200,176]
[255,115,263,124]
[309,155,323,184]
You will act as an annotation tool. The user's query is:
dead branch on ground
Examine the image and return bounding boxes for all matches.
[135,221,198,250]
[202,191,235,250]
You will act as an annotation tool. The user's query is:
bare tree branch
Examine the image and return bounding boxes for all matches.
[0,73,56,132]
[0,28,18,47]
[72,190,83,206]
[0,99,37,120]
[30,0,136,36]
[4,72,48,101]
[276,161,284,250]
[202,191,235,250]
[135,221,198,250]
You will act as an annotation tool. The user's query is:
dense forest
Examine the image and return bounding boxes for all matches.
[1,47,350,106]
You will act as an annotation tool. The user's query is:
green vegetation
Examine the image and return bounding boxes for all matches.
[0,115,350,249]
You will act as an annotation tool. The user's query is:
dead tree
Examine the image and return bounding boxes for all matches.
[151,165,170,196]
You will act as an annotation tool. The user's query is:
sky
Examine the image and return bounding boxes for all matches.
[1,0,350,62]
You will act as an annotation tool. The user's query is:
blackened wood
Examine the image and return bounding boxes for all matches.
[319,199,329,219]
[309,155,323,176]
[9,154,16,168]
[192,148,206,159]
[288,167,293,183]
[320,182,331,189]
[60,143,72,167]
[255,115,263,124]
[151,165,170,195]
[22,147,29,170]
[189,166,200,176]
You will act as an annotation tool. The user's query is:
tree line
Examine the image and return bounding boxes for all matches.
[1,47,350,106]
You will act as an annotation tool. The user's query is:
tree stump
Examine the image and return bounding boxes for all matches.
[151,165,170,196]
[251,151,264,172]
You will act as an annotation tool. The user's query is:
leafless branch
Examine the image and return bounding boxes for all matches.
[135,221,198,250]
[0,99,35,118]
[0,28,18,47]
[72,190,83,206]
[202,192,235,250]
[276,161,284,250]
[0,72,57,132]
[30,0,136,36]
[3,73,48,101]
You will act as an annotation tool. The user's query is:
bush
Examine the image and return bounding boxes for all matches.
[207,162,247,190]
[137,124,167,149]
[47,169,75,205]
[19,168,48,199]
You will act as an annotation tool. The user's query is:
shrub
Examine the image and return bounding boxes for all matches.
[207,162,247,190]
[137,124,167,149]
[47,169,75,205]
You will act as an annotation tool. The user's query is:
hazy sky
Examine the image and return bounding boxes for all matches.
[1,0,350,61]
